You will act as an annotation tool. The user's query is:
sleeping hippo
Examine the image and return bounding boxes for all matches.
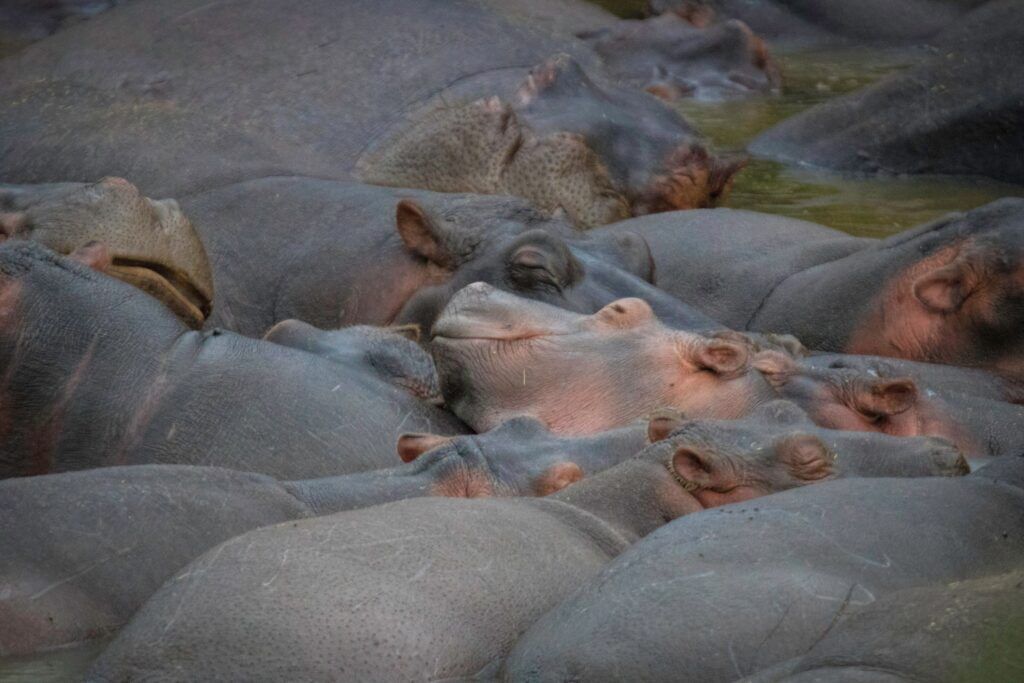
[0,178,213,327]
[0,417,648,658]
[83,403,928,682]
[0,241,467,480]
[430,283,777,434]
[500,456,1024,682]
[0,0,743,226]
[754,350,1024,458]
[599,200,1024,385]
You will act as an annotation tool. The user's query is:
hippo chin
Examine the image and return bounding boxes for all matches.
[431,283,775,434]
[0,178,213,327]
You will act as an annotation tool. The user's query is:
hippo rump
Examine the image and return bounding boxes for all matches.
[1,178,213,328]
[648,0,991,46]
[750,1,1024,185]
[500,456,1024,682]
[0,418,649,657]
[0,0,751,228]
[598,200,1024,386]
[0,241,467,480]
[81,402,954,683]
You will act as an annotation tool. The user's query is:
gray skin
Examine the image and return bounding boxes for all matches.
[740,570,1024,683]
[431,283,778,434]
[754,351,1024,459]
[500,456,1024,682]
[0,417,648,657]
[179,177,680,336]
[0,0,741,226]
[0,0,125,58]
[85,414,864,683]
[648,0,990,46]
[750,1,1024,185]
[0,241,467,480]
[601,200,1024,387]
[0,177,213,328]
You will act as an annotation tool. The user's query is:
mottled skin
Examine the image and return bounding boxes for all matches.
[501,457,1024,682]
[582,9,781,101]
[0,417,647,657]
[740,570,1024,683]
[0,0,739,225]
[86,417,849,682]
[431,283,776,434]
[750,1,1024,184]
[0,242,466,480]
[755,351,1024,458]
[180,178,667,336]
[601,201,1024,385]
[1,178,213,327]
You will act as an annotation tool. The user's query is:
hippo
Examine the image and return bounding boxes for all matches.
[0,241,467,480]
[599,200,1024,385]
[1,178,213,327]
[500,456,1024,682]
[430,283,777,434]
[750,1,1024,185]
[740,570,1024,682]
[0,0,124,57]
[754,350,1024,458]
[648,0,991,47]
[0,416,648,657]
[580,7,781,101]
[0,0,742,227]
[84,407,894,683]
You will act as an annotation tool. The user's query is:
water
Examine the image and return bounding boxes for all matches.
[0,639,109,682]
[672,47,1024,237]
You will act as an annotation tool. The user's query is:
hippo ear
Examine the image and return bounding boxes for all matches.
[534,462,584,496]
[752,350,796,388]
[396,199,455,269]
[0,211,27,240]
[912,262,974,313]
[695,338,749,376]
[647,409,686,443]
[387,323,421,343]
[853,377,918,418]
[68,241,112,273]
[396,433,455,463]
[671,447,713,488]
[777,434,834,482]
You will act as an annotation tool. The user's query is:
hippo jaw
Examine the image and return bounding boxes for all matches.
[107,257,211,329]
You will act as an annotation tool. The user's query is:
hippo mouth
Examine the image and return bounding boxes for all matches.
[108,257,211,329]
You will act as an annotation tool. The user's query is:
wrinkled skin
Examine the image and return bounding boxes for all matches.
[0,0,740,226]
[755,351,1024,458]
[649,401,968,504]
[0,417,647,657]
[602,200,1024,386]
[648,0,990,46]
[581,10,781,101]
[431,283,776,434]
[500,457,1024,682]
[741,570,1024,683]
[0,241,466,480]
[85,411,854,682]
[0,178,213,327]
[750,1,1024,184]
[181,177,672,336]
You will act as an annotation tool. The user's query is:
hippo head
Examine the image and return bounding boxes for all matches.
[391,198,657,333]
[847,200,1024,385]
[358,55,744,227]
[0,177,213,328]
[264,320,441,403]
[431,283,774,434]
[581,11,781,101]
[395,416,649,498]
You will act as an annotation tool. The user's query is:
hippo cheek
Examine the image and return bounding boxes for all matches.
[429,466,495,499]
[633,147,746,214]
[106,262,209,329]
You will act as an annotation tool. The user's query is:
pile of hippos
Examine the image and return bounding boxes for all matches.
[1,0,1023,681]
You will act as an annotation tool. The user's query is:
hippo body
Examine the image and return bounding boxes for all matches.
[0,241,467,480]
[1,418,648,657]
[750,1,1024,184]
[0,0,125,57]
[501,457,1024,682]
[0,0,742,225]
